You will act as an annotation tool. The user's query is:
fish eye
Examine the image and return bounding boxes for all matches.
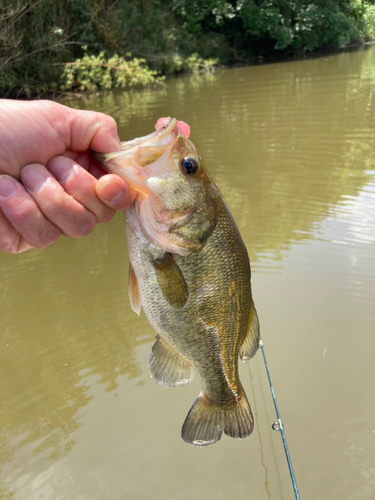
[181,157,198,175]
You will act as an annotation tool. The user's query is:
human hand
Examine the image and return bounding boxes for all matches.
[0,99,136,253]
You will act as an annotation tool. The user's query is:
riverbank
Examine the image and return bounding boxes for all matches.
[1,0,375,99]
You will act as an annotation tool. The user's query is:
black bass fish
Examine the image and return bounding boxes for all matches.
[92,117,260,446]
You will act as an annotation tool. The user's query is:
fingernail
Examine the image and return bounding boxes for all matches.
[22,165,46,192]
[0,175,17,198]
[98,180,125,203]
[48,156,74,183]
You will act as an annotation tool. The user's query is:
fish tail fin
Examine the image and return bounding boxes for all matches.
[181,394,224,447]
[181,389,254,446]
[223,390,254,439]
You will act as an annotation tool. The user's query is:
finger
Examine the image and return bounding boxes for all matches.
[61,150,107,179]
[0,207,34,253]
[63,106,121,153]
[20,163,97,239]
[60,150,112,179]
[60,149,117,180]
[96,174,137,211]
[0,175,61,252]
[47,156,115,224]
[88,161,107,180]
[62,150,91,170]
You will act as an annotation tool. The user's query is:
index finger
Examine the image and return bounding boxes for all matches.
[64,106,121,153]
[0,100,122,178]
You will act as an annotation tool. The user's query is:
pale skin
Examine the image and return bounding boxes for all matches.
[0,99,136,253]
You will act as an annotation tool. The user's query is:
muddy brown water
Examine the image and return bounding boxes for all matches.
[1,47,374,500]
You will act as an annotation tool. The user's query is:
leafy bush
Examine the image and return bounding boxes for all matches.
[60,49,164,93]
[140,52,218,76]
[185,54,219,73]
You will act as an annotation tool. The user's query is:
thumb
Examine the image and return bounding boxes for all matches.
[96,174,136,210]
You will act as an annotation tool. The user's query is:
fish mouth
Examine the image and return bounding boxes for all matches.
[120,118,177,151]
[89,118,183,197]
[90,118,182,196]
[92,118,178,165]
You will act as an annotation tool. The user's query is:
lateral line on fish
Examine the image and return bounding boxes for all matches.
[220,280,241,400]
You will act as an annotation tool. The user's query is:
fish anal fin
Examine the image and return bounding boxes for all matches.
[152,253,188,308]
[128,263,142,315]
[149,335,193,387]
[239,301,260,361]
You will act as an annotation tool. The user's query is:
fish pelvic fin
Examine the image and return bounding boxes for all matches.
[149,335,194,387]
[181,391,254,447]
[239,300,260,361]
[128,263,142,315]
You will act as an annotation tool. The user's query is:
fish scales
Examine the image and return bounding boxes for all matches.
[92,118,260,446]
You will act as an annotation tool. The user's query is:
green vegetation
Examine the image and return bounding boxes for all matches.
[1,0,375,98]
[60,49,164,94]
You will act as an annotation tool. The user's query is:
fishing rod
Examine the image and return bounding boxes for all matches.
[259,337,301,500]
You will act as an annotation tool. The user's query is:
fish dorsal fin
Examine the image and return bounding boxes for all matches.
[152,253,189,308]
[239,301,260,361]
[149,335,194,387]
[128,263,142,315]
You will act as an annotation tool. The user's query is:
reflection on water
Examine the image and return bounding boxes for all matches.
[0,220,155,498]
[1,47,375,499]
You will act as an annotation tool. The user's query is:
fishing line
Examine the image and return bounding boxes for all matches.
[248,366,271,499]
[259,337,301,500]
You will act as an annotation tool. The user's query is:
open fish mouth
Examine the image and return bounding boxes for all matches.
[92,118,178,165]
[90,116,198,201]
[120,118,178,151]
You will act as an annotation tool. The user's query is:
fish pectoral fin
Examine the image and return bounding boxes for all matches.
[239,301,260,361]
[149,335,194,387]
[152,253,188,308]
[128,263,142,315]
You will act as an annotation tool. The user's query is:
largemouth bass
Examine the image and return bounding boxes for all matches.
[92,118,260,446]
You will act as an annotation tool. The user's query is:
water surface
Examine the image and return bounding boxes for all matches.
[1,47,374,499]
